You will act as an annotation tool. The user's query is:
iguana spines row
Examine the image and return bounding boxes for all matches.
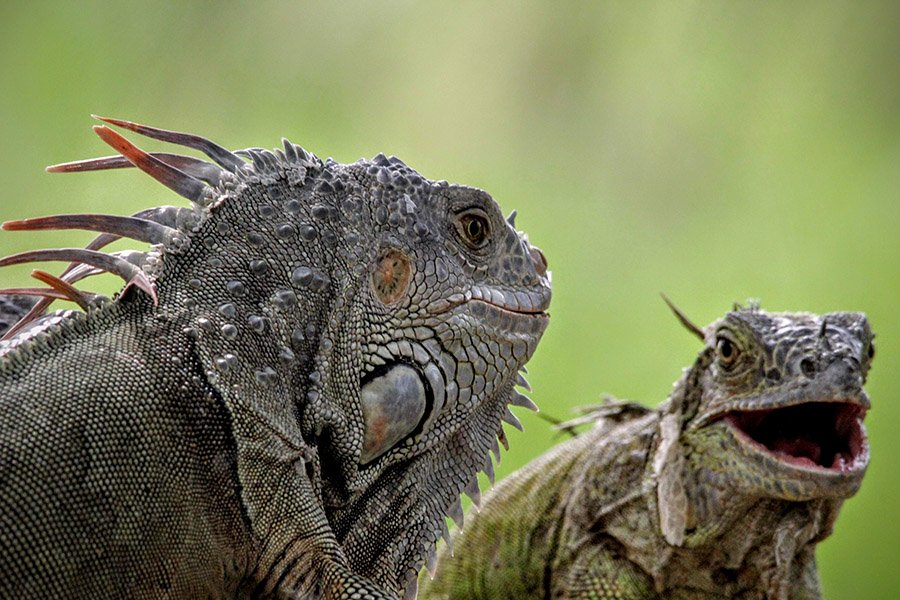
[422,306,872,599]
[0,117,551,598]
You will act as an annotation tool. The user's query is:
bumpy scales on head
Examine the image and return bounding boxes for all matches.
[0,117,550,599]
[422,305,873,599]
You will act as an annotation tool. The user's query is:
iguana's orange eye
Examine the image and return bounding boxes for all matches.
[716,336,739,368]
[456,211,490,249]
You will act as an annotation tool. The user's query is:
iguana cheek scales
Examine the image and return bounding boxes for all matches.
[359,364,427,464]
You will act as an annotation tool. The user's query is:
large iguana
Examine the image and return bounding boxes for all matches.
[0,117,551,599]
[422,303,873,599]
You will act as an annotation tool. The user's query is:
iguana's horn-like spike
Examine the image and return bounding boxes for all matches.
[490,436,502,464]
[482,454,495,485]
[515,372,532,392]
[46,153,226,186]
[501,406,525,431]
[91,126,208,203]
[0,248,157,305]
[506,210,517,227]
[447,498,465,530]
[519,365,528,374]
[661,293,706,342]
[510,390,539,412]
[0,299,48,341]
[497,427,509,451]
[0,287,69,301]
[3,214,178,246]
[30,270,100,310]
[463,476,482,509]
[282,138,298,163]
[426,545,438,579]
[93,115,245,172]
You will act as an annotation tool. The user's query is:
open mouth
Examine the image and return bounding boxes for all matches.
[724,402,867,472]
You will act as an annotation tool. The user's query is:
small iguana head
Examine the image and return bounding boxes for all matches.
[663,304,873,506]
[0,118,550,597]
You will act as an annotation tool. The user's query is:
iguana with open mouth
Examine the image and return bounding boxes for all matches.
[0,117,551,599]
[422,302,873,599]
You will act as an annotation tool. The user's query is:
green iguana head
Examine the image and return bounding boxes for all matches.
[0,117,551,597]
[656,304,873,546]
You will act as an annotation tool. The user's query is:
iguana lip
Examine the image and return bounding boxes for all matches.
[723,401,868,473]
[431,286,551,317]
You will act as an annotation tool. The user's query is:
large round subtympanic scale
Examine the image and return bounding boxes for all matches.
[359,364,426,464]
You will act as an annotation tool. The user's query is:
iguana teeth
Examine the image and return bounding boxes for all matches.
[463,476,482,509]
[501,406,525,431]
[510,390,539,412]
[515,372,532,391]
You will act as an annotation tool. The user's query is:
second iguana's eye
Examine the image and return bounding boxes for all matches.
[716,336,740,368]
[456,211,490,249]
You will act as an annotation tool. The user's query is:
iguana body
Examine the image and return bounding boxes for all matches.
[0,118,551,599]
[423,308,873,599]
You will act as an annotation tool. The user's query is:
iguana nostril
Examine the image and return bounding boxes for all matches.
[529,245,548,276]
[800,358,816,377]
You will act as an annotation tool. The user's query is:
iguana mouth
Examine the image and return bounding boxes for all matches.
[724,402,868,472]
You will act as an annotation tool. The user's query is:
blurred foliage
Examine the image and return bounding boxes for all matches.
[0,1,897,596]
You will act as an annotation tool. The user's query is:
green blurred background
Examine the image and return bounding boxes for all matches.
[1,2,897,596]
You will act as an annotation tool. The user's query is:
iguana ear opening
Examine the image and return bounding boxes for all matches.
[359,364,428,465]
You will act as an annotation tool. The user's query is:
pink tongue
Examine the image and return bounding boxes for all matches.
[770,438,822,466]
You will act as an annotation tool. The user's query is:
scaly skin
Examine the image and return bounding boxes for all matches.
[0,118,551,599]
[423,308,873,599]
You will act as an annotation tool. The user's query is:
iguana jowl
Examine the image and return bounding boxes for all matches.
[422,306,873,599]
[0,117,551,599]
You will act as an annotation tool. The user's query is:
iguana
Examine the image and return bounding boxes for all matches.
[422,303,873,599]
[0,117,551,599]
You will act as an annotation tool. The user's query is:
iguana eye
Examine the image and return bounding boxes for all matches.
[456,211,490,249]
[716,336,740,368]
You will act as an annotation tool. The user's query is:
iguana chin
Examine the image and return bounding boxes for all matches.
[422,304,874,599]
[0,117,551,599]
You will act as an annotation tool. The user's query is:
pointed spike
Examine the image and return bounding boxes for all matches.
[403,577,418,600]
[497,427,509,451]
[93,115,245,172]
[30,270,99,310]
[482,454,495,485]
[47,152,225,186]
[501,406,525,432]
[463,476,482,509]
[510,390,539,412]
[0,287,69,301]
[440,518,453,556]
[426,545,438,579]
[0,297,48,341]
[0,248,157,305]
[506,210,517,227]
[92,125,208,202]
[490,436,502,464]
[661,293,705,342]
[4,214,178,245]
[282,138,298,163]
[519,365,528,374]
[447,498,465,530]
[515,372,532,392]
